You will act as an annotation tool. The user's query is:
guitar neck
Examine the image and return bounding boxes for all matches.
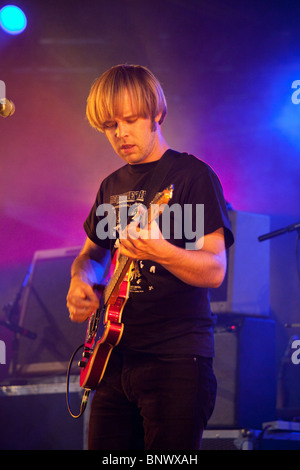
[103,254,132,305]
[102,206,151,305]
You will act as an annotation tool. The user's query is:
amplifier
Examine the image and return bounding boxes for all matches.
[210,210,270,316]
[11,247,86,378]
[208,316,277,429]
[0,377,87,449]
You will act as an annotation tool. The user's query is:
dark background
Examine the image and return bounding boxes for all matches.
[0,0,299,411]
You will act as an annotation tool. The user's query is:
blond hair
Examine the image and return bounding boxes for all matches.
[86,64,167,132]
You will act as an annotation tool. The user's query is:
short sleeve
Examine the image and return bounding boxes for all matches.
[181,158,234,249]
[83,183,112,250]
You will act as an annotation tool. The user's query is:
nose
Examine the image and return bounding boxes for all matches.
[115,121,129,138]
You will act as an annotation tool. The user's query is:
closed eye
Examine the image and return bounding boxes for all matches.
[125,116,138,124]
[103,121,116,129]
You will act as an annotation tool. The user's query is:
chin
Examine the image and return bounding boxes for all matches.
[126,155,143,165]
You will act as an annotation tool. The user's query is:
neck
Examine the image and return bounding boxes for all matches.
[147,126,169,163]
[154,133,169,160]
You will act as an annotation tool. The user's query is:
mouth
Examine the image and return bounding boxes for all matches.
[120,144,135,153]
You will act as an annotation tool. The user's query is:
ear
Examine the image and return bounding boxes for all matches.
[154,112,162,124]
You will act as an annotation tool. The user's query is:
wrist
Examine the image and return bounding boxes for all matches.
[70,272,92,285]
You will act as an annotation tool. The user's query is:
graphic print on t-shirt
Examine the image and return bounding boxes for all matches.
[109,190,157,295]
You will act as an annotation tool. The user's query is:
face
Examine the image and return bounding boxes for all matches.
[103,91,163,165]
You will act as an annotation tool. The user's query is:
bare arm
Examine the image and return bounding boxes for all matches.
[155,228,226,288]
[66,238,111,323]
[119,223,226,288]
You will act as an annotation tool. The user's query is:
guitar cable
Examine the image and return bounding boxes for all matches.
[66,343,90,418]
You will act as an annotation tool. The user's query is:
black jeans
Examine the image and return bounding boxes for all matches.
[88,349,217,450]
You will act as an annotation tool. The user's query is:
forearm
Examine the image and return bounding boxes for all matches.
[155,241,226,288]
[71,239,111,284]
[71,253,107,285]
[119,225,226,288]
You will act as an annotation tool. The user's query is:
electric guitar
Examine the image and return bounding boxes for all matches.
[78,184,174,391]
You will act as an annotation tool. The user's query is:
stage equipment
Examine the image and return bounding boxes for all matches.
[202,428,300,450]
[0,98,15,117]
[210,210,270,316]
[0,377,87,450]
[9,247,87,379]
[258,220,300,241]
[208,316,276,430]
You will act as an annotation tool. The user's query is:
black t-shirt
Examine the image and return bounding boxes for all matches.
[84,150,234,357]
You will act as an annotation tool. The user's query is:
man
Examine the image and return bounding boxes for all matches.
[67,64,234,450]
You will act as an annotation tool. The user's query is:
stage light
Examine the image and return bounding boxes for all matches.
[0,4,27,35]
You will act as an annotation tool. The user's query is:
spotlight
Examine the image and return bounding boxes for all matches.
[0,4,27,35]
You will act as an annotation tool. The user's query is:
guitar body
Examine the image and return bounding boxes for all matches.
[77,185,174,391]
[79,263,132,390]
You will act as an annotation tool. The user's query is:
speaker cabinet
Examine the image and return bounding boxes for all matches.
[0,380,86,449]
[210,210,270,316]
[208,316,277,429]
[11,247,87,378]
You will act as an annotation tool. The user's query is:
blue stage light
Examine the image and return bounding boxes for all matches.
[0,4,27,35]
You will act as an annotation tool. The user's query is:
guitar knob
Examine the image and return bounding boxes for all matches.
[83,351,91,359]
[78,360,86,368]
